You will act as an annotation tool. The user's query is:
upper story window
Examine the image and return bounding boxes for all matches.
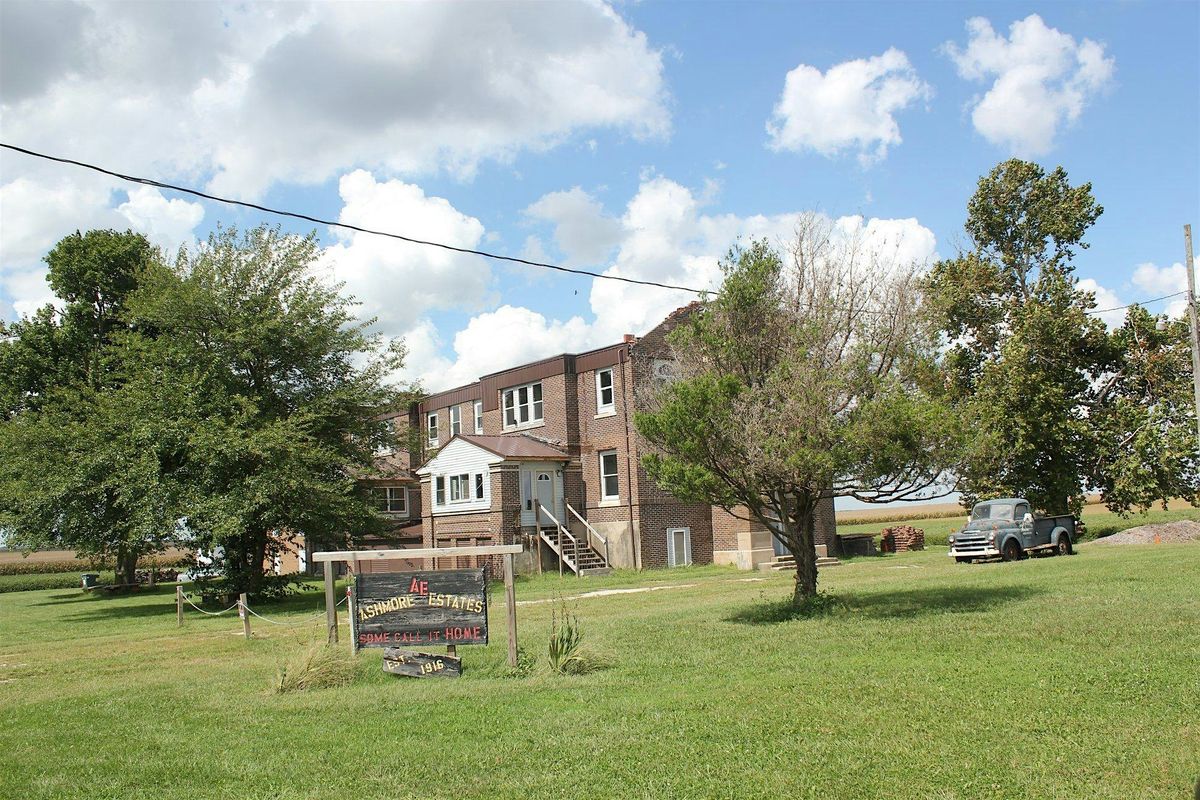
[450,405,461,437]
[444,472,486,504]
[473,401,484,434]
[376,418,397,455]
[427,412,438,447]
[596,368,615,414]
[599,450,619,501]
[503,381,543,429]
[374,486,408,515]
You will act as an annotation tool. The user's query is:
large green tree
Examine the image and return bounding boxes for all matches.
[0,230,177,583]
[1090,306,1199,512]
[924,160,1112,515]
[129,225,409,594]
[636,225,964,605]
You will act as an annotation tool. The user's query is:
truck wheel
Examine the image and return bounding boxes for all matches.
[955,557,973,564]
[1002,539,1022,562]
[1056,535,1072,556]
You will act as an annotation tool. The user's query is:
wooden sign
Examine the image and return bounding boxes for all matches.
[382,648,462,678]
[352,569,488,649]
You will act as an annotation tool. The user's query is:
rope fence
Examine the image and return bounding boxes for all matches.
[175,584,348,637]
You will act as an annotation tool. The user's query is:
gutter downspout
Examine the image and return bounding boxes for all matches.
[619,345,640,570]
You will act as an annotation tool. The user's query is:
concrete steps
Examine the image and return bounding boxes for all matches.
[758,553,841,572]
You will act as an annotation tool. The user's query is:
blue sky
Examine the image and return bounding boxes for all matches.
[1,0,1197,396]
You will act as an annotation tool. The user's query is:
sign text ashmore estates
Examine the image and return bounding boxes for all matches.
[352,569,488,648]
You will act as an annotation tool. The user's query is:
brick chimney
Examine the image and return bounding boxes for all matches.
[623,334,636,344]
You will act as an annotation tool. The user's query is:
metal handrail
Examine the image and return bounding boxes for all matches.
[567,503,609,568]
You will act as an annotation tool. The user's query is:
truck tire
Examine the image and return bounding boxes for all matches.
[1002,539,1022,562]
[955,557,973,564]
[1055,534,1072,556]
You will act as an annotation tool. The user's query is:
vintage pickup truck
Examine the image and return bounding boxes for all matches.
[948,498,1078,563]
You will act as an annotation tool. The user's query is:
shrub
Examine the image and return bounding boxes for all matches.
[0,572,115,594]
[547,602,607,675]
[273,643,359,693]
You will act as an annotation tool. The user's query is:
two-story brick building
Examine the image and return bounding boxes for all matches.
[358,306,837,575]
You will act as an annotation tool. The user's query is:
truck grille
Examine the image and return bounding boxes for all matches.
[953,533,990,552]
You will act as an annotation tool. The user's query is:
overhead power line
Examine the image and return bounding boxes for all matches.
[0,142,1186,319]
[1087,291,1188,316]
[0,142,707,296]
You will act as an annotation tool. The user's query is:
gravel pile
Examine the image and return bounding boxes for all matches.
[1089,520,1200,545]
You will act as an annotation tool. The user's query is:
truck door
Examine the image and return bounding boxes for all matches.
[1015,503,1034,547]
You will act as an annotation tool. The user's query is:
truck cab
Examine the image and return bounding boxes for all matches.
[948,498,1076,563]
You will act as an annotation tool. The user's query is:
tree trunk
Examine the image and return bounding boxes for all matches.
[790,504,818,606]
[772,490,818,606]
[116,543,139,587]
[246,528,270,596]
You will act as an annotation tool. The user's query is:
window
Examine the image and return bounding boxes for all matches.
[449,473,471,502]
[667,527,693,567]
[450,405,461,436]
[375,418,397,455]
[596,368,615,413]
[599,450,619,501]
[502,381,543,428]
[374,486,408,514]
[427,412,438,446]
[520,470,532,511]
[473,401,483,434]
[475,474,485,500]
[435,476,445,505]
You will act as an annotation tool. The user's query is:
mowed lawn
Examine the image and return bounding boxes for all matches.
[1,543,1197,799]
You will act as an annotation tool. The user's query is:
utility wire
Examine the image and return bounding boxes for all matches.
[0,142,708,295]
[1087,291,1188,316]
[1,142,1187,318]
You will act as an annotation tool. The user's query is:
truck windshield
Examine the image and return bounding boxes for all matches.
[971,503,1015,521]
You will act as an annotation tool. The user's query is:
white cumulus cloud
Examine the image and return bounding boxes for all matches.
[406,175,939,391]
[1,0,670,199]
[1132,262,1189,318]
[319,171,491,334]
[767,48,931,165]
[944,14,1115,156]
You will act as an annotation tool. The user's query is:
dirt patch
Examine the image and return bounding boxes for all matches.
[1089,520,1200,545]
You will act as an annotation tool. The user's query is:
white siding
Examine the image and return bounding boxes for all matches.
[417,439,501,515]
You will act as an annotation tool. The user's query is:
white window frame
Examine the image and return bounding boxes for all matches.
[473,400,484,434]
[474,473,485,500]
[450,405,461,437]
[374,486,408,515]
[427,412,438,447]
[596,367,615,414]
[599,450,619,502]
[434,476,445,506]
[502,381,544,429]
[667,527,693,567]
[448,473,472,503]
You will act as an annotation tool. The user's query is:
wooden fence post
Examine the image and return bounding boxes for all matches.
[504,552,518,668]
[239,592,251,639]
[176,585,183,627]
[324,564,338,644]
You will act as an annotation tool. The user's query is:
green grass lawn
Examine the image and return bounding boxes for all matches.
[1,544,1197,799]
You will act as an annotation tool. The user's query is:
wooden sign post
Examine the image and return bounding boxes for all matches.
[313,544,522,669]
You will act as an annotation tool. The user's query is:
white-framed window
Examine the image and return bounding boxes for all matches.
[448,473,471,502]
[475,474,485,500]
[596,367,615,413]
[667,527,692,567]
[435,476,445,505]
[473,401,483,434]
[450,405,461,437]
[599,450,619,501]
[427,412,438,446]
[502,381,543,429]
[373,486,408,514]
